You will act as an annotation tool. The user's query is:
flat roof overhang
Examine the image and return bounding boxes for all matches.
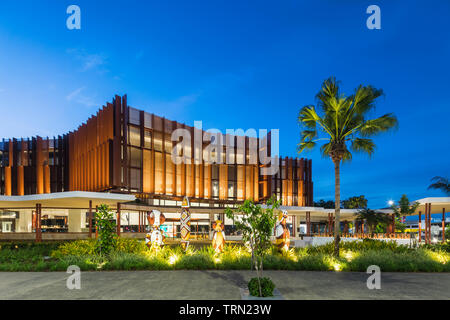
[260,205,386,222]
[0,191,136,209]
[412,197,450,215]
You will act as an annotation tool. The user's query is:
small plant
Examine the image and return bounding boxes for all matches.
[248,277,275,297]
[226,196,280,297]
[95,204,117,255]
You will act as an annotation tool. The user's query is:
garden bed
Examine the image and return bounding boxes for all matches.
[0,239,449,272]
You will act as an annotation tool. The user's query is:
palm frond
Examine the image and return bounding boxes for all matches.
[359,113,398,136]
[297,140,316,153]
[427,176,450,195]
[350,138,375,157]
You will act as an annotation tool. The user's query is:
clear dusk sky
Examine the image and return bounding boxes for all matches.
[0,1,449,208]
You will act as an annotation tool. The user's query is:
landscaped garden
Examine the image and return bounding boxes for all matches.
[1,238,449,273]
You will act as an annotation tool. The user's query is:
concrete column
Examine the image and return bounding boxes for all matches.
[295,214,302,237]
[209,212,215,240]
[16,210,32,232]
[68,209,85,232]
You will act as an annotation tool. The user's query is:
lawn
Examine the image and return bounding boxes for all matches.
[0,239,449,272]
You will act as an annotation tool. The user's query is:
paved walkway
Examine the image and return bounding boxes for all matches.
[0,271,449,300]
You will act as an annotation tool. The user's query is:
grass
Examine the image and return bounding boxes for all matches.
[0,239,449,272]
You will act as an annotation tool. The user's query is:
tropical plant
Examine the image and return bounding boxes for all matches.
[428,176,450,195]
[355,208,390,235]
[298,77,398,256]
[341,195,368,209]
[388,194,418,233]
[314,199,336,209]
[248,277,275,297]
[391,194,419,217]
[95,204,117,255]
[225,197,280,297]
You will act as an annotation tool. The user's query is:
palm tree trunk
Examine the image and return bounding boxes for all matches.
[333,160,341,257]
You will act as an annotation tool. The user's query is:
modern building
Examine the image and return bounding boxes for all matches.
[0,95,315,240]
[0,95,313,206]
[1,95,443,243]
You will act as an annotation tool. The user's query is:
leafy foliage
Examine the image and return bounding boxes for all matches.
[314,199,335,208]
[391,194,419,217]
[427,176,450,195]
[1,239,450,272]
[51,238,147,258]
[341,195,368,209]
[95,204,117,254]
[298,77,398,256]
[225,197,280,297]
[355,208,390,234]
[248,277,275,297]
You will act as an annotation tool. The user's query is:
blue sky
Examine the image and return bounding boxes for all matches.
[0,0,449,208]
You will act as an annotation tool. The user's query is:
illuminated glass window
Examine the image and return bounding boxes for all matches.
[144,130,152,149]
[129,126,141,147]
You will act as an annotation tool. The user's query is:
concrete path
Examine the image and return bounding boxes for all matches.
[0,271,449,300]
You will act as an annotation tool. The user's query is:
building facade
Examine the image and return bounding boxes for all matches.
[0,95,313,207]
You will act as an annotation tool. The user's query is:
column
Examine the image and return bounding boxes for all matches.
[392,214,396,234]
[16,210,32,232]
[418,211,422,243]
[306,212,311,236]
[88,200,93,238]
[209,211,215,240]
[443,208,446,243]
[117,203,121,236]
[36,204,42,242]
[68,209,85,232]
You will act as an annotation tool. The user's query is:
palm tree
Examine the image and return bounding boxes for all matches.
[298,77,398,256]
[355,208,390,235]
[427,176,450,196]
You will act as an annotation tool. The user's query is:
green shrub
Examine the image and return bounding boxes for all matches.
[95,204,117,254]
[422,242,450,253]
[50,240,97,258]
[248,277,275,297]
[50,238,146,258]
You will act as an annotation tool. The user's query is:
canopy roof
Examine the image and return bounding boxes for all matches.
[412,197,450,215]
[0,192,136,209]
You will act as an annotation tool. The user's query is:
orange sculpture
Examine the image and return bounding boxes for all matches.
[212,220,226,254]
[275,210,290,252]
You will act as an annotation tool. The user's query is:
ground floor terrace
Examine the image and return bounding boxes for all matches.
[0,192,447,244]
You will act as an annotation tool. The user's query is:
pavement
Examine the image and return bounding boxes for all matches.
[0,270,449,300]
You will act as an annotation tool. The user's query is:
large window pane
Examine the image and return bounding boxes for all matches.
[130,168,141,190]
[129,126,141,147]
[129,107,140,125]
[154,132,163,152]
[129,147,142,168]
[144,130,152,149]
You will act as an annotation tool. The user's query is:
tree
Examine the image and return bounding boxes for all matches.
[298,77,398,256]
[428,176,450,196]
[392,194,419,217]
[95,204,117,255]
[314,199,335,209]
[355,208,390,235]
[342,195,368,209]
[390,194,418,233]
[225,197,280,297]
